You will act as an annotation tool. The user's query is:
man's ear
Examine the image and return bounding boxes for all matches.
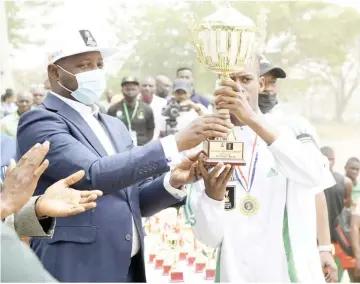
[47,64,59,81]
[259,76,265,93]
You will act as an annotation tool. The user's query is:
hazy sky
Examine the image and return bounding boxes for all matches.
[8,0,360,75]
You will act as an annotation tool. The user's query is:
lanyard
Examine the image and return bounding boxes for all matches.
[234,135,259,193]
[123,101,139,131]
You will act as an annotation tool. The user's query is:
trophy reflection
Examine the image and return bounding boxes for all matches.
[188,2,258,165]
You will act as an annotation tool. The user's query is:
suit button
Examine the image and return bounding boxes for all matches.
[125,234,131,241]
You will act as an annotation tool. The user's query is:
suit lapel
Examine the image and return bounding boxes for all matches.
[42,94,107,157]
[98,113,122,153]
[98,113,132,200]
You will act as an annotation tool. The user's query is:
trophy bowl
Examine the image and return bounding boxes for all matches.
[188,3,258,166]
[188,4,257,79]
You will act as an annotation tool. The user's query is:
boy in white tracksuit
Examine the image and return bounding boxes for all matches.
[185,57,335,282]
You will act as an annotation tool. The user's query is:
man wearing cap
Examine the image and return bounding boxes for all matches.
[108,76,155,146]
[159,79,207,137]
[258,57,287,115]
[259,57,338,281]
[16,28,233,282]
[176,67,210,108]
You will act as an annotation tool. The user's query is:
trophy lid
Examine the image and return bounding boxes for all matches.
[201,6,255,30]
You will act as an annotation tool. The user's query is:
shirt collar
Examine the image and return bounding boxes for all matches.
[50,91,99,116]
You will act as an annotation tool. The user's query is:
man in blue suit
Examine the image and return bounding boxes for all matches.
[16,28,232,282]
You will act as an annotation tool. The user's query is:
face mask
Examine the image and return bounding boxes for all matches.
[57,65,106,105]
[258,93,278,114]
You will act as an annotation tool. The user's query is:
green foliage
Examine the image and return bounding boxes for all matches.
[5,0,60,49]
[110,1,360,121]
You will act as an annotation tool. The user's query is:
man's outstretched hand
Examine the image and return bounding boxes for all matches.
[1,141,50,219]
[35,170,103,218]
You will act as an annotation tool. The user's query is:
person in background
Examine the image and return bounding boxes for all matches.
[176,67,210,108]
[140,76,167,139]
[0,133,16,182]
[159,79,207,137]
[0,92,33,137]
[30,85,46,107]
[321,146,353,281]
[0,89,17,119]
[155,74,172,99]
[351,198,360,282]
[108,76,155,146]
[99,89,113,112]
[44,78,51,91]
[346,157,360,205]
[259,57,337,281]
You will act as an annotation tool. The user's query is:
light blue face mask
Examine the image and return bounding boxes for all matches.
[57,65,106,105]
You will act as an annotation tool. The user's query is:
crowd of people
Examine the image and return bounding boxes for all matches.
[0,26,359,283]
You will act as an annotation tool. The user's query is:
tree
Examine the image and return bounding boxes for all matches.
[255,2,360,121]
[5,0,61,49]
[109,1,360,120]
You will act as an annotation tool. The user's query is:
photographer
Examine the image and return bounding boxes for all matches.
[159,79,207,137]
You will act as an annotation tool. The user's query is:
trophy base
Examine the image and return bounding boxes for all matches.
[187,256,196,266]
[203,139,245,166]
[170,271,184,282]
[195,262,206,273]
[163,264,172,276]
[205,268,216,280]
[148,253,156,263]
[155,259,164,269]
[179,252,188,261]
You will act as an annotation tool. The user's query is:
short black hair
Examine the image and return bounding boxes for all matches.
[320,146,334,156]
[346,157,360,166]
[176,67,192,75]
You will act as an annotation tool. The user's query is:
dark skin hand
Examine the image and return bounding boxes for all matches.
[169,151,203,189]
[197,154,234,201]
[174,114,233,152]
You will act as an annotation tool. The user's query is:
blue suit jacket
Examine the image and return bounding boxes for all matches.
[1,134,16,180]
[16,93,181,282]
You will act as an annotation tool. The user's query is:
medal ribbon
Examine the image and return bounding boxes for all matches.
[123,100,139,131]
[234,135,259,193]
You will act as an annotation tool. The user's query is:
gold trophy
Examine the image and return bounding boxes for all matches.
[188,1,258,165]
[167,233,184,282]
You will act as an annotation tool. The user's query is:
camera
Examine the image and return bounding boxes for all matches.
[162,99,189,120]
[162,99,190,135]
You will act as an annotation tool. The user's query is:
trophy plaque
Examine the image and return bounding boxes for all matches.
[189,1,257,165]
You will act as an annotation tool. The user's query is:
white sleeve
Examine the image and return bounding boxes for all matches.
[268,130,335,192]
[162,172,187,200]
[160,135,181,166]
[186,180,225,248]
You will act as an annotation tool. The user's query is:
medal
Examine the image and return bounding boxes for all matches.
[240,195,259,216]
[234,135,260,215]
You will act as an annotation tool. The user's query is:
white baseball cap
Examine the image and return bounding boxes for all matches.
[47,28,119,65]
